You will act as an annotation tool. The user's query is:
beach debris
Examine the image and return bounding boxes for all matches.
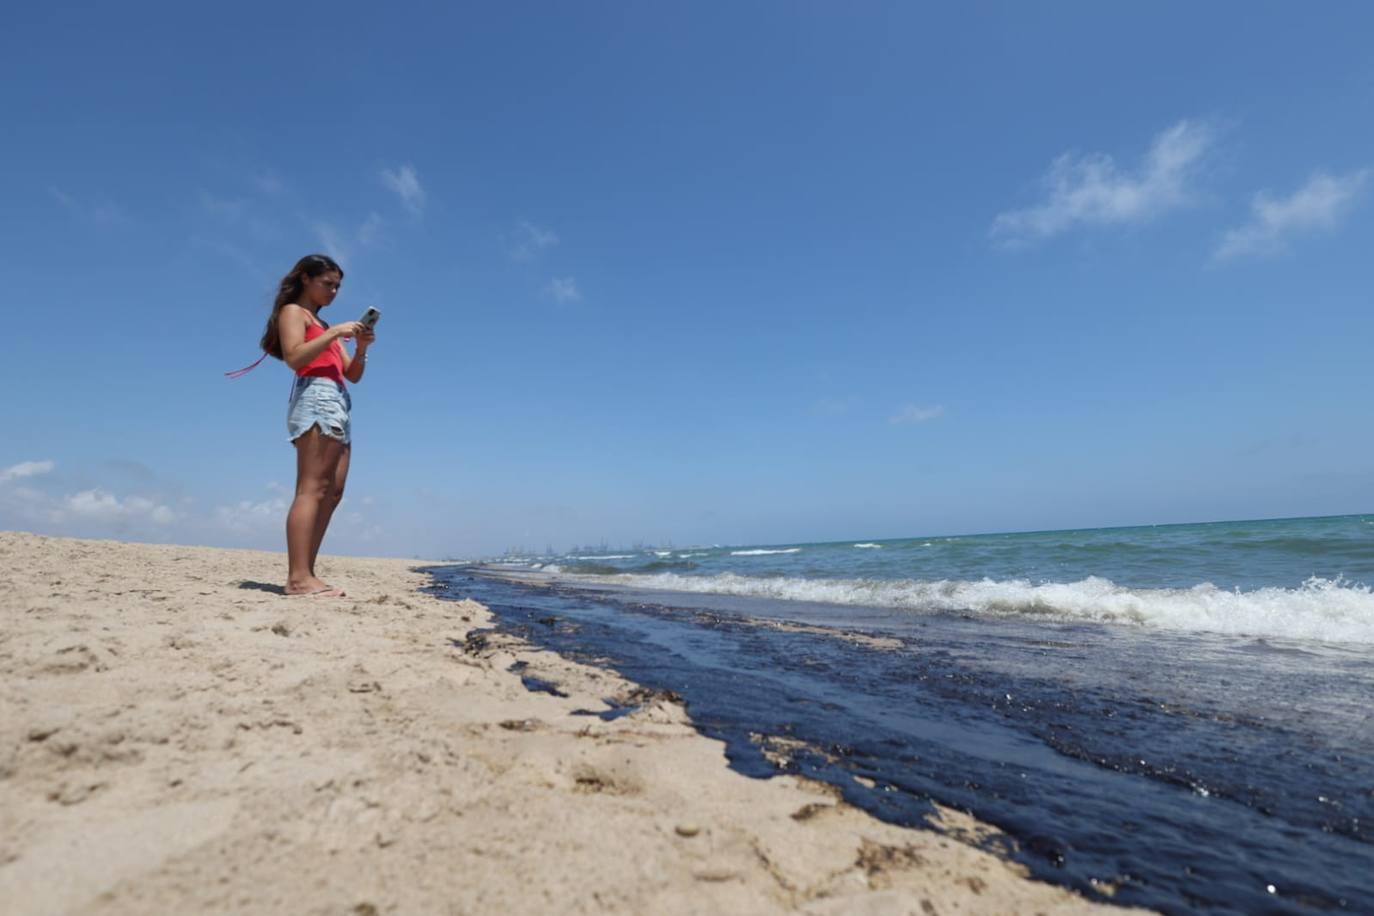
[456,629,494,655]
[622,685,683,706]
[790,802,835,821]
[674,823,701,837]
[519,674,569,698]
[571,699,639,721]
[856,839,929,878]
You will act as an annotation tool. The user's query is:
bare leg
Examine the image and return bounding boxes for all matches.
[285,427,344,595]
[308,443,351,577]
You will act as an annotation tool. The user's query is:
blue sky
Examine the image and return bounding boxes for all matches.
[3,2,1373,558]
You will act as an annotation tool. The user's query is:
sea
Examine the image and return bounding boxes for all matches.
[423,514,1374,914]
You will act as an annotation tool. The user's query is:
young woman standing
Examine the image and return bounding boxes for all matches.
[258,254,375,597]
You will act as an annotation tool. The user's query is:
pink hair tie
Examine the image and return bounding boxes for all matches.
[224,352,268,379]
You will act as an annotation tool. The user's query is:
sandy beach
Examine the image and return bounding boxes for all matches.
[0,532,1133,915]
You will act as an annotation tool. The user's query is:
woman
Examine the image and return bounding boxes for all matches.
[258,254,375,597]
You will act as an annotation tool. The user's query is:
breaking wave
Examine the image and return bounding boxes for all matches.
[564,571,1374,644]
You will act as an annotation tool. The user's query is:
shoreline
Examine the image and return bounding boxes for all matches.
[0,532,1135,914]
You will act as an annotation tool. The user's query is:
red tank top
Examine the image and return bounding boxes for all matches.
[297,322,346,384]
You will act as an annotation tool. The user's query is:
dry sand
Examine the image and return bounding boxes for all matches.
[0,532,1139,915]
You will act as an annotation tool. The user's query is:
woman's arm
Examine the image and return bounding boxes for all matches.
[342,328,375,383]
[279,305,362,371]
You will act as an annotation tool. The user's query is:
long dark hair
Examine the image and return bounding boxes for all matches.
[259,254,344,359]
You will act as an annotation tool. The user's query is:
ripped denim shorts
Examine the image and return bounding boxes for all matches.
[287,376,352,445]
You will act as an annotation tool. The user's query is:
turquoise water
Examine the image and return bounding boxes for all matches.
[517,514,1374,644]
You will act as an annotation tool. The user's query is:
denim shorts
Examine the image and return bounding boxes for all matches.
[287,377,352,445]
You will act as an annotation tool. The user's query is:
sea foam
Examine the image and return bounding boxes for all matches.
[730,548,802,556]
[570,571,1374,645]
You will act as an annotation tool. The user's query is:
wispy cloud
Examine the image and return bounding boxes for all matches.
[50,186,126,225]
[810,397,854,417]
[546,276,582,304]
[1214,169,1369,260]
[356,211,384,246]
[510,220,559,261]
[314,212,384,263]
[198,190,247,218]
[314,222,348,261]
[191,186,281,248]
[192,238,263,277]
[0,459,54,483]
[889,405,944,425]
[991,119,1214,245]
[252,171,285,195]
[381,164,425,215]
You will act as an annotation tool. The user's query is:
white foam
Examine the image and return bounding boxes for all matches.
[571,554,636,560]
[853,543,882,549]
[563,572,1374,645]
[678,553,708,559]
[730,548,802,556]
[654,551,672,557]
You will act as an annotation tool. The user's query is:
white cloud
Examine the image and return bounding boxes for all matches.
[546,276,582,304]
[212,483,383,546]
[2,462,178,534]
[0,460,54,483]
[1215,169,1369,260]
[213,494,289,533]
[510,220,559,261]
[381,164,426,215]
[889,405,944,425]
[60,489,175,525]
[991,119,1214,244]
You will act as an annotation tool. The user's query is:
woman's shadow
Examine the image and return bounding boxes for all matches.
[237,581,287,596]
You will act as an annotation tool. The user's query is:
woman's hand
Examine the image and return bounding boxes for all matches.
[355,327,377,349]
[330,321,366,340]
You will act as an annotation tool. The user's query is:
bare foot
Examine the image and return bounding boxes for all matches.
[285,577,346,598]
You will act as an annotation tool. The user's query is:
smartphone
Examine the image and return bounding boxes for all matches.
[359,306,382,330]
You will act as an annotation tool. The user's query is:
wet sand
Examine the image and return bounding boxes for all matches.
[0,532,1138,914]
